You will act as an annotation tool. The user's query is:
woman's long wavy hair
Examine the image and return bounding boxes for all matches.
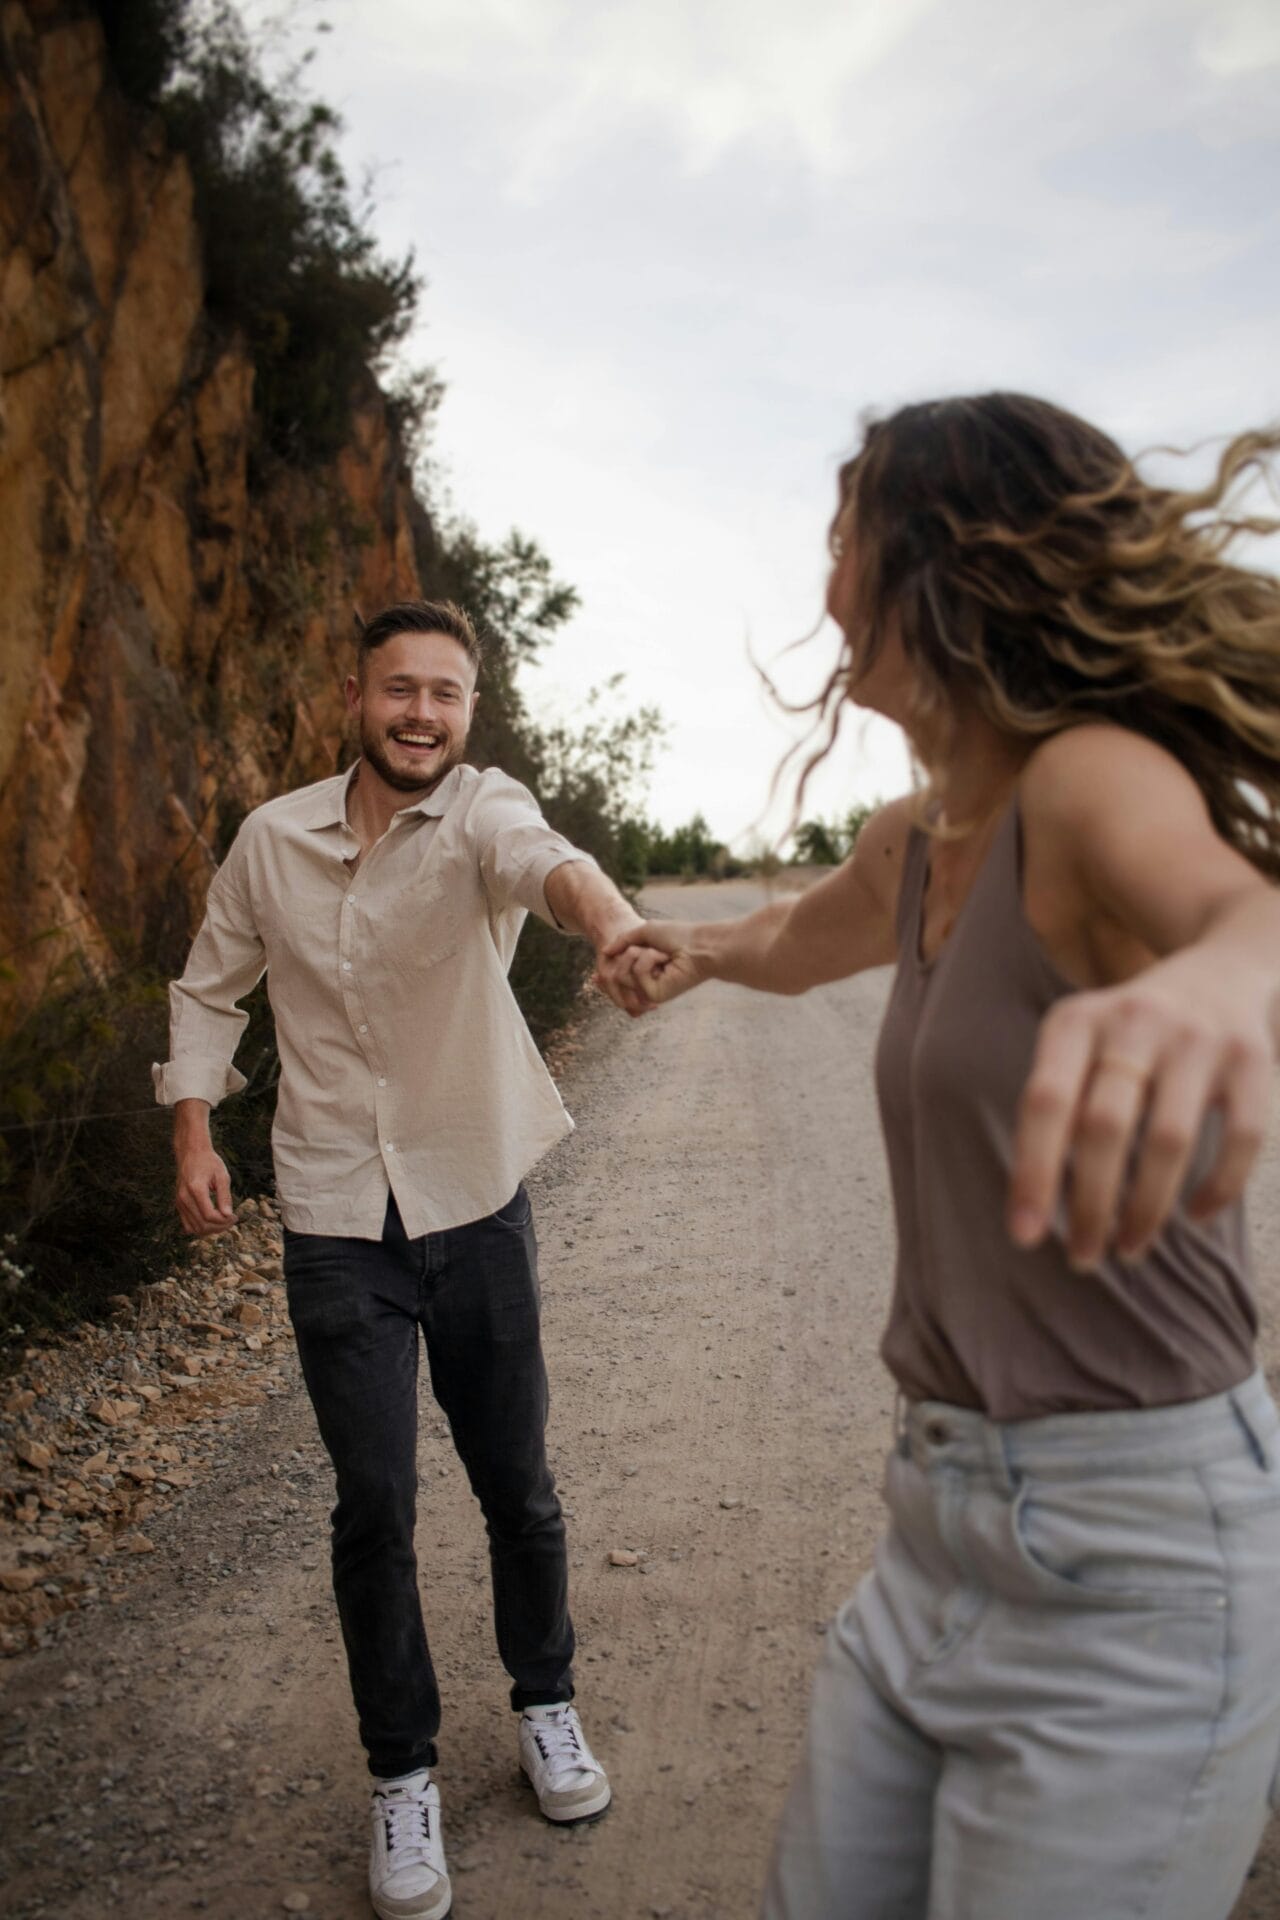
[796,393,1280,873]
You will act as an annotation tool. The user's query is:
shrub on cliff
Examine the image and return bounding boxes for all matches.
[98,0,420,463]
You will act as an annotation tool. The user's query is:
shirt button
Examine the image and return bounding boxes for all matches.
[342,961,352,972]
[385,1143,395,1153]
[358,1024,368,1034]
[377,1076,387,1087]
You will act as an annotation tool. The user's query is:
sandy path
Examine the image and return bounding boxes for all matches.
[2,877,1278,1919]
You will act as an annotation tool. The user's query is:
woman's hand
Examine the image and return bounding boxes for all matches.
[1009,727,1280,1269]
[1008,948,1274,1269]
[599,923,708,1007]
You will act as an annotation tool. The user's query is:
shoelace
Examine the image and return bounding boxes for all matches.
[377,1788,438,1871]
[530,1711,593,1785]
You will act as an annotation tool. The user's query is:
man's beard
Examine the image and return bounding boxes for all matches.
[359,722,467,795]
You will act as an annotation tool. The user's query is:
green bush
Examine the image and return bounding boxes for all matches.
[790,805,878,865]
[0,951,283,1363]
[97,0,422,464]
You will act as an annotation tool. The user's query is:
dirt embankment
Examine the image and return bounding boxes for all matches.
[2,879,1278,1919]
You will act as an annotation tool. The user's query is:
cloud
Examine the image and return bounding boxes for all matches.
[291,0,1280,834]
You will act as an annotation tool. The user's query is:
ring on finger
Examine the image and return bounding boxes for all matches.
[1096,1053,1150,1083]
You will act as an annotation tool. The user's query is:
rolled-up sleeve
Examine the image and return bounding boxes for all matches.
[472,773,599,928]
[151,842,266,1107]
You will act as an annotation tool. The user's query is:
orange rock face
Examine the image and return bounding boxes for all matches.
[0,3,425,1024]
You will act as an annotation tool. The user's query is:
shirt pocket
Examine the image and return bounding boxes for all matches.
[385,870,460,973]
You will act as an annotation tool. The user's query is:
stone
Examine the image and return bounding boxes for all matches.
[114,1399,142,1422]
[5,1388,36,1415]
[718,1496,742,1510]
[117,1533,155,1555]
[87,1399,119,1427]
[0,1567,40,1593]
[607,1549,639,1568]
[82,1450,110,1472]
[281,1892,311,1912]
[14,1436,53,1470]
[236,1301,266,1330]
[176,1355,203,1377]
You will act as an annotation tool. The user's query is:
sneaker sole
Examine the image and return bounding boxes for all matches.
[370,1877,452,1920]
[520,1764,613,1825]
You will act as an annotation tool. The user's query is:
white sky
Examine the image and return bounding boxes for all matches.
[284,0,1280,846]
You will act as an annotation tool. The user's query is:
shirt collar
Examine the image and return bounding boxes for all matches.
[301,760,464,831]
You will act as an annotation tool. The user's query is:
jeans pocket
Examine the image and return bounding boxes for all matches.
[491,1184,533,1231]
[1008,1471,1226,1612]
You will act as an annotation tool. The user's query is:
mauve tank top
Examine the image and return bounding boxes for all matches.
[875,797,1257,1418]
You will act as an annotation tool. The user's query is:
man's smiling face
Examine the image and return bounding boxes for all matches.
[346,629,480,796]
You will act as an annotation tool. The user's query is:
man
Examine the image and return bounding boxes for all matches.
[153,600,647,1920]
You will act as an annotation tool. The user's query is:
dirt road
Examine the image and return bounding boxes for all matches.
[3,878,1279,1919]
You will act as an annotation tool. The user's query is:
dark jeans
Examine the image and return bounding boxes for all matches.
[283,1186,574,1777]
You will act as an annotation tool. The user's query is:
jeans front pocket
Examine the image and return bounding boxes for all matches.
[490,1183,533,1232]
[1008,1468,1226,1612]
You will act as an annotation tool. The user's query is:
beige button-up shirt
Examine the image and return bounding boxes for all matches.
[152,762,595,1237]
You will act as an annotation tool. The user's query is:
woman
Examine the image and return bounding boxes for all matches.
[607,395,1280,1919]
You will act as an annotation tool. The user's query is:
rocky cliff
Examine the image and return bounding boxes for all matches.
[0,0,421,1021]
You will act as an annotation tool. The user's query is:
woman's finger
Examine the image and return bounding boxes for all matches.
[1187,1040,1271,1221]
[1063,1049,1159,1268]
[1113,1043,1216,1257]
[1007,1000,1100,1248]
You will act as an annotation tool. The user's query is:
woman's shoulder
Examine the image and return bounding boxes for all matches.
[1018,723,1206,836]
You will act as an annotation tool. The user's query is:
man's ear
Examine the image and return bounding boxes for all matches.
[344,671,362,716]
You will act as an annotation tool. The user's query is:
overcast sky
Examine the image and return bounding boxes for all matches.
[284,0,1280,845]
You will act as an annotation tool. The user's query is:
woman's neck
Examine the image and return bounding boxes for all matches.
[925,713,1029,833]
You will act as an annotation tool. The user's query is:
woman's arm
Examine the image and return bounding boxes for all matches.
[606,796,914,1002]
[1011,725,1280,1268]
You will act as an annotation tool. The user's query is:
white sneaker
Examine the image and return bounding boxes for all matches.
[519,1704,612,1823]
[368,1771,451,1920]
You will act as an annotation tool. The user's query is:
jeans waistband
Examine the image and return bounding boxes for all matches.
[899,1368,1277,1486]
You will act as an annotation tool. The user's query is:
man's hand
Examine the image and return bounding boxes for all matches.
[174,1099,237,1236]
[602,924,707,1007]
[592,936,660,1017]
[543,861,656,1017]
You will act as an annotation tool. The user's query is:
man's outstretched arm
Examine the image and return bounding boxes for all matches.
[544,859,650,1016]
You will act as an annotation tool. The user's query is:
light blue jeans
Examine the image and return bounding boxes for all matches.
[763,1370,1280,1920]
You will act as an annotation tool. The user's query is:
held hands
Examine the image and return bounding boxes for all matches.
[611,920,1273,1266]
[597,922,704,1013]
[1008,946,1273,1269]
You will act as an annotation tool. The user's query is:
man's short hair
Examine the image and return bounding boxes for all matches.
[355,600,484,677]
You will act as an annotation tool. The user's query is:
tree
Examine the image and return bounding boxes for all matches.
[792,819,843,866]
[790,804,880,865]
